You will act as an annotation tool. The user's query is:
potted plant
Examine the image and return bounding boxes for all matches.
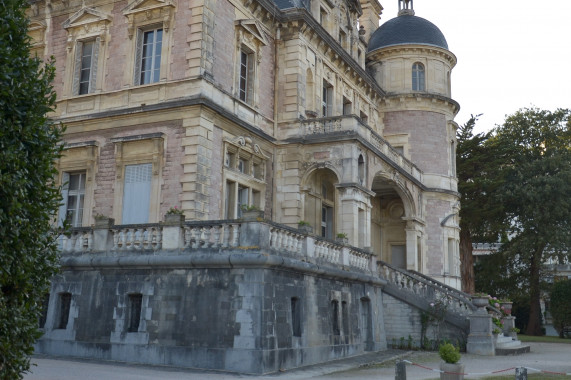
[164,206,185,225]
[240,204,263,221]
[335,233,348,244]
[297,220,313,234]
[439,343,464,380]
[500,300,513,316]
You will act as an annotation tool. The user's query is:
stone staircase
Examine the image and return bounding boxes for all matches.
[377,261,530,356]
[495,334,531,356]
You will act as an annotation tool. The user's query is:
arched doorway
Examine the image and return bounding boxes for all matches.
[370,174,417,270]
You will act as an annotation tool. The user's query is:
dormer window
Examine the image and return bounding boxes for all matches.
[412,62,425,91]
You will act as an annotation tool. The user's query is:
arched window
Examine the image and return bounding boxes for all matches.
[412,62,425,91]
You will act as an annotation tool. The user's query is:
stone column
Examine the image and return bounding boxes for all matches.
[404,219,423,271]
[93,217,114,251]
[336,184,374,248]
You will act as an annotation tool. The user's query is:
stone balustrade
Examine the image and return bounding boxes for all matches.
[378,261,475,317]
[299,115,423,182]
[56,220,376,272]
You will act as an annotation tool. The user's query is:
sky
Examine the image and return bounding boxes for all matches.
[377,0,571,134]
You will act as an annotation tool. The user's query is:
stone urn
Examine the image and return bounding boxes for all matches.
[500,301,513,316]
[471,295,489,313]
[440,362,465,380]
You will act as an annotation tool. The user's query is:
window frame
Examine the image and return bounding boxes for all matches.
[135,27,164,86]
[412,62,425,91]
[322,80,333,117]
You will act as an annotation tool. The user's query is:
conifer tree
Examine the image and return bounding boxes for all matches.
[0,0,63,377]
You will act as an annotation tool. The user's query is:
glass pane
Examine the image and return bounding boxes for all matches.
[67,195,77,209]
[143,30,154,44]
[156,29,163,42]
[69,174,79,190]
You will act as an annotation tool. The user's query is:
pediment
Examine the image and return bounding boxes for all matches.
[235,19,268,46]
[123,0,175,15]
[63,8,112,30]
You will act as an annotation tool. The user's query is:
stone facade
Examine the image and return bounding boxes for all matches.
[29,0,463,373]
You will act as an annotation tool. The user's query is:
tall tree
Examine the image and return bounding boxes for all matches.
[0,0,63,378]
[492,108,571,335]
[456,115,506,293]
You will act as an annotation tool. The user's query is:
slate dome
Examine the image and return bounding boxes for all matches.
[368,14,448,52]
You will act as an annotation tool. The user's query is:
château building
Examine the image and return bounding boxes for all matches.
[29,0,467,373]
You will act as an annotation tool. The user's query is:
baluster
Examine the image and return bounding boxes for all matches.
[222,225,230,248]
[230,224,238,247]
[296,235,303,255]
[212,225,220,248]
[275,231,283,250]
[286,233,294,252]
[190,227,198,248]
[203,226,212,247]
[112,230,120,250]
[154,227,162,250]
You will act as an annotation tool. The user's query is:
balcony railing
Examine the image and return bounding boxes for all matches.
[56,220,375,272]
[299,116,423,182]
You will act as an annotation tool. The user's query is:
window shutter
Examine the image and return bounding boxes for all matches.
[122,164,152,224]
[72,41,83,95]
[134,30,143,85]
[58,172,70,227]
[90,37,100,93]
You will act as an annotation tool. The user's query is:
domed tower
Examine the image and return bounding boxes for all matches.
[367,0,461,287]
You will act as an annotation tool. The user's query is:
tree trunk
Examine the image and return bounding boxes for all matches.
[459,227,475,294]
[526,245,545,336]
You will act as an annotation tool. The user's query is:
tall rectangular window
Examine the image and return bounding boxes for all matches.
[60,172,86,227]
[291,297,301,337]
[127,294,143,332]
[331,300,340,335]
[237,185,249,217]
[73,40,98,95]
[448,238,455,275]
[412,62,425,91]
[122,163,152,224]
[138,28,162,85]
[239,47,254,103]
[343,96,352,116]
[322,80,333,117]
[78,41,94,95]
[57,293,72,329]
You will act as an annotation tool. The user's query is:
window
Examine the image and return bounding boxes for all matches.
[450,141,456,176]
[447,238,455,275]
[127,294,143,332]
[394,146,404,155]
[339,29,347,50]
[60,172,86,227]
[321,205,333,238]
[225,181,261,219]
[320,7,327,27]
[342,301,349,337]
[343,96,352,116]
[358,155,365,185]
[122,163,152,224]
[359,111,368,125]
[291,297,301,337]
[57,293,72,329]
[136,28,163,85]
[73,40,97,95]
[412,62,425,91]
[322,80,333,117]
[239,47,254,102]
[39,293,50,328]
[331,300,340,335]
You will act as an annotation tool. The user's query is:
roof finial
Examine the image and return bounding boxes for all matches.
[398,0,415,16]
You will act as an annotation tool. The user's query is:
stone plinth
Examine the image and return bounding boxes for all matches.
[466,313,495,356]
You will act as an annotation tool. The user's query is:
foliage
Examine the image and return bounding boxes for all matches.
[239,204,260,212]
[470,108,570,335]
[491,108,571,335]
[336,233,348,239]
[456,115,508,293]
[166,206,183,215]
[297,220,311,227]
[438,343,461,364]
[550,280,571,338]
[0,1,63,378]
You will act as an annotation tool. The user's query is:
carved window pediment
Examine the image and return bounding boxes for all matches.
[123,0,175,39]
[29,21,47,47]
[63,8,112,31]
[235,19,268,47]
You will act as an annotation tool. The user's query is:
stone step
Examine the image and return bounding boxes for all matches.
[496,344,531,356]
[497,339,523,348]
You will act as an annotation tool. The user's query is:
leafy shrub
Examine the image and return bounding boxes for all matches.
[439,343,461,364]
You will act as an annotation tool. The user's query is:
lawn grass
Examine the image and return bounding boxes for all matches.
[518,334,571,344]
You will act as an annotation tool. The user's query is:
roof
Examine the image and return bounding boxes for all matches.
[272,0,310,11]
[368,14,448,53]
